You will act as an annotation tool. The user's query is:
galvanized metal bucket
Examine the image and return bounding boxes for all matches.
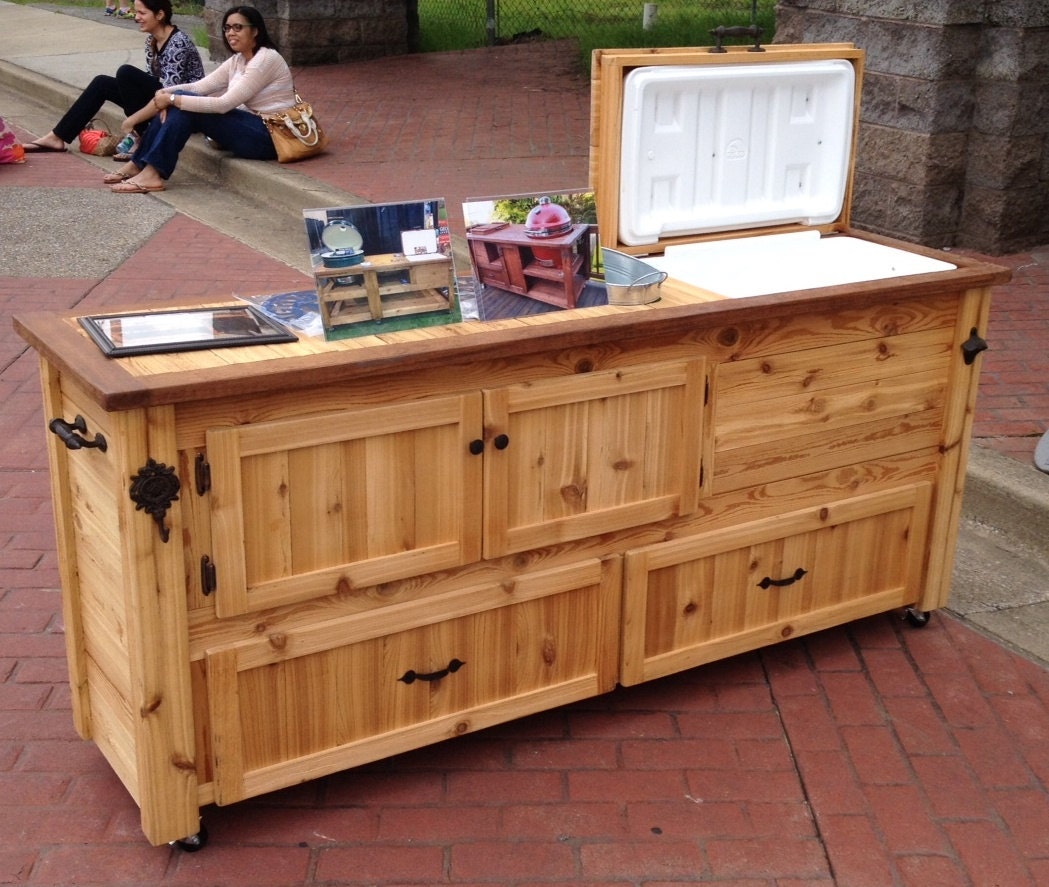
[602,248,666,305]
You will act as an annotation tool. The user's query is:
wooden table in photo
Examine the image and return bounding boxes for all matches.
[315,252,454,327]
[467,223,591,308]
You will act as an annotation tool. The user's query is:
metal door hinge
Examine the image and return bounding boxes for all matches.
[195,453,211,495]
[200,555,216,596]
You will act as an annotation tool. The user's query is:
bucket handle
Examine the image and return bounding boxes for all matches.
[628,270,668,289]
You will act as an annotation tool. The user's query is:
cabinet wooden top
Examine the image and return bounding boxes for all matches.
[14,233,1010,413]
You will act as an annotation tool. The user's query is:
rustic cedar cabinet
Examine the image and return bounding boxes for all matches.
[14,43,1009,849]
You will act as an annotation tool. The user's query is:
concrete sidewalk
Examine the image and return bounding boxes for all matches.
[2,3,1049,883]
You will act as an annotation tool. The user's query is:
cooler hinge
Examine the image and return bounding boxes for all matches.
[200,555,217,596]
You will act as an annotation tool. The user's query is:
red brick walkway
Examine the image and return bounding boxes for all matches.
[2,45,1049,885]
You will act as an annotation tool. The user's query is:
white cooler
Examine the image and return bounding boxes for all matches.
[591,44,958,299]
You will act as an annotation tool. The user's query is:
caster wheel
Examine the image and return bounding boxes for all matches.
[171,824,208,852]
[903,607,931,628]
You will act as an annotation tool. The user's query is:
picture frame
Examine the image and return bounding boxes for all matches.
[302,199,460,341]
[78,305,297,358]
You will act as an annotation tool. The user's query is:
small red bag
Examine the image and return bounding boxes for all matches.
[78,121,120,156]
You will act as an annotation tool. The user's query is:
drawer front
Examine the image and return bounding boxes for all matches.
[483,358,707,557]
[206,393,483,617]
[712,325,953,494]
[204,558,620,804]
[620,483,932,685]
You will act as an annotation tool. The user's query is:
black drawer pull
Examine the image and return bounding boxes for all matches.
[757,567,807,589]
[398,658,465,685]
[48,415,107,452]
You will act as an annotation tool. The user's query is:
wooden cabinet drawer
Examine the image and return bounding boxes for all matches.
[620,483,932,685]
[712,325,953,493]
[203,557,620,804]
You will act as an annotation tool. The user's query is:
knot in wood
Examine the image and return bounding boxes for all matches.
[170,754,196,773]
[717,327,740,347]
[560,483,587,506]
[542,636,557,665]
[268,632,288,651]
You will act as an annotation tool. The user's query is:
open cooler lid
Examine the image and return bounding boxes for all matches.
[618,58,856,247]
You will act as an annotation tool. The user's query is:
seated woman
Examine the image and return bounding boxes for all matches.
[107,5,294,194]
[24,0,204,153]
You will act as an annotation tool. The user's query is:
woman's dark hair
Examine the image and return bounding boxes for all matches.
[137,0,173,25]
[221,6,278,54]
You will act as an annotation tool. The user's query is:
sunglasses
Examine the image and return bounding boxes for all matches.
[222,22,252,32]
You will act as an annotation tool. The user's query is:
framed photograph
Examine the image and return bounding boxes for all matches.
[302,199,461,341]
[78,305,298,358]
[461,189,606,320]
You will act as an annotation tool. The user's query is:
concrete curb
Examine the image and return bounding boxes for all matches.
[963,443,1049,557]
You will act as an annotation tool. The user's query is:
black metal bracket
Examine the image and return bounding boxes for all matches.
[194,453,211,495]
[709,24,765,53]
[48,415,107,452]
[129,459,181,543]
[961,328,989,365]
[200,555,216,596]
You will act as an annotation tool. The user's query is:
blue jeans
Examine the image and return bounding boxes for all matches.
[132,97,276,179]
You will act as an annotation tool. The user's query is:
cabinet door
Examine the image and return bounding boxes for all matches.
[204,558,620,805]
[620,483,932,685]
[206,394,483,617]
[483,358,707,557]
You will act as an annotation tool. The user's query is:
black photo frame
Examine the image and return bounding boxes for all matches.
[78,305,297,358]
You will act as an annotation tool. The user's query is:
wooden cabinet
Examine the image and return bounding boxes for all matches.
[15,39,1012,850]
[16,264,1005,847]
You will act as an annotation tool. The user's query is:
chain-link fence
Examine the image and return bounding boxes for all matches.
[417,0,775,61]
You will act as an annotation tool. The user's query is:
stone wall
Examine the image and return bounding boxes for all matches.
[203,0,409,66]
[775,1,1049,254]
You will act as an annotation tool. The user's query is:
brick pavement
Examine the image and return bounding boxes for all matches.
[2,41,1049,886]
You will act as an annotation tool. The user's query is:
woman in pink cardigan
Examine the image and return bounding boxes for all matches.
[107,5,295,194]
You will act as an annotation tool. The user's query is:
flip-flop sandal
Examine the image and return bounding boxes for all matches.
[111,180,166,194]
[103,171,133,184]
[23,142,67,153]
